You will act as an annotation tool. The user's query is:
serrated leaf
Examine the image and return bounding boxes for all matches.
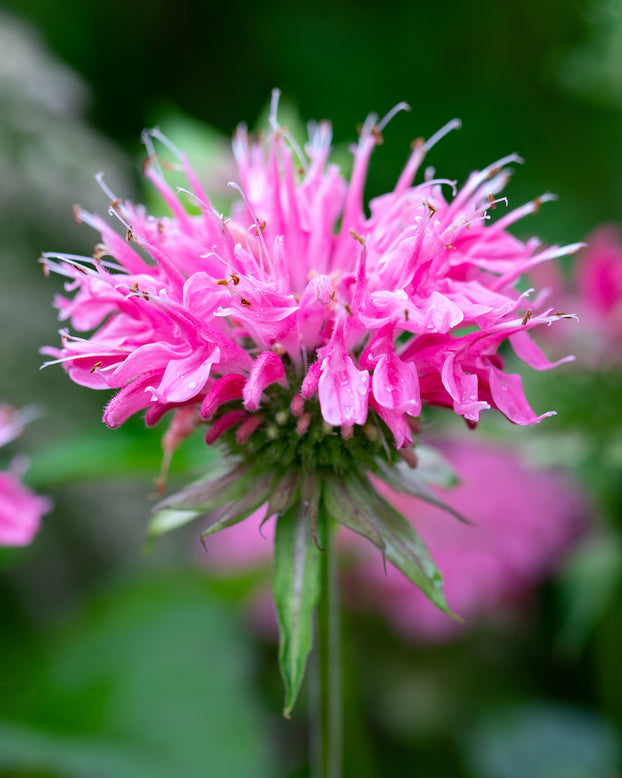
[148,462,274,542]
[266,470,301,517]
[322,475,385,551]
[155,463,248,512]
[273,502,321,717]
[148,507,202,540]
[375,459,470,525]
[325,474,457,619]
[201,469,276,540]
[364,483,458,618]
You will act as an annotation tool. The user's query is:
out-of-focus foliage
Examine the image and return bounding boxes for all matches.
[0,573,275,778]
[463,703,620,778]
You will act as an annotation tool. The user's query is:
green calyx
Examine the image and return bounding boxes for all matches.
[221,390,398,476]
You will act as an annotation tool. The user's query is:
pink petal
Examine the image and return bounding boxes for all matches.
[510,330,574,370]
[205,409,247,444]
[155,347,221,403]
[243,351,287,411]
[487,365,555,425]
[372,352,421,415]
[318,354,369,426]
[201,374,246,420]
[104,371,162,428]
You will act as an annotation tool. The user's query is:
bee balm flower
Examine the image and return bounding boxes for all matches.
[42,93,578,712]
[42,94,578,453]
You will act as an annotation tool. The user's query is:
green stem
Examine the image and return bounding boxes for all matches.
[312,515,342,778]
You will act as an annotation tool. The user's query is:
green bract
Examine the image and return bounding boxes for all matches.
[149,413,462,714]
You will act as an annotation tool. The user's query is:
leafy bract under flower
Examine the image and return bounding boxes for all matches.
[43,92,578,458]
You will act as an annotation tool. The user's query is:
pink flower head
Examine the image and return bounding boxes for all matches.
[0,405,51,546]
[43,93,578,458]
[42,100,584,716]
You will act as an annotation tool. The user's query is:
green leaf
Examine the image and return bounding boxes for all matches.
[325,474,457,619]
[273,501,322,717]
[155,461,253,512]
[266,470,301,517]
[323,474,385,550]
[375,459,470,525]
[201,469,277,539]
[146,507,202,545]
[301,471,323,547]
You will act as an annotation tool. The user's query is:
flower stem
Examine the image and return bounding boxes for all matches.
[312,514,342,778]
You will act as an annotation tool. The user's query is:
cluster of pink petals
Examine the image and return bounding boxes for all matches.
[43,95,580,448]
[0,405,51,546]
[201,439,584,642]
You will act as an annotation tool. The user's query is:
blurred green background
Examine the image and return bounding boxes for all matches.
[1,1,622,775]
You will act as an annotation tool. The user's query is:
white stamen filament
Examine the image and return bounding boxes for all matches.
[95,171,119,203]
[424,119,462,152]
[175,187,209,210]
[42,252,125,273]
[140,128,164,179]
[377,102,411,133]
[281,129,309,175]
[269,88,281,131]
[227,181,271,272]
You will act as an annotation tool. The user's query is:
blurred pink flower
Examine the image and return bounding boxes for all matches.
[0,405,51,546]
[576,226,622,339]
[350,439,584,641]
[43,94,579,455]
[200,439,583,643]
[531,225,622,366]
